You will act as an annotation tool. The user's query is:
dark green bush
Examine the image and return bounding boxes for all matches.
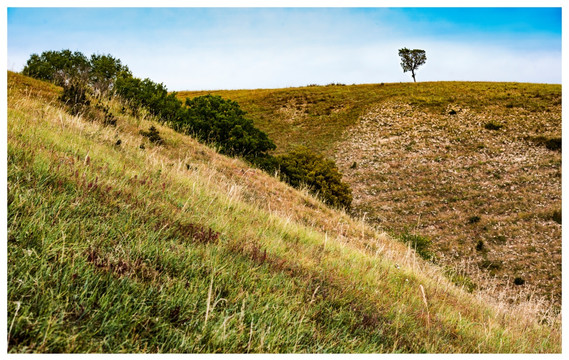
[181,95,276,157]
[552,209,561,224]
[275,147,352,209]
[23,50,131,123]
[114,76,275,158]
[140,126,164,145]
[89,54,130,95]
[475,240,485,252]
[545,138,562,151]
[114,74,276,157]
[114,74,184,123]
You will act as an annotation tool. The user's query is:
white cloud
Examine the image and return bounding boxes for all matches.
[8,8,561,90]
[130,39,560,91]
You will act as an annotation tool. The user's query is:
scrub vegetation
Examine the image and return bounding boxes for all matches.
[21,49,352,209]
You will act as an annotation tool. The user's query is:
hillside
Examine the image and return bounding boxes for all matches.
[178,81,562,306]
[7,72,560,353]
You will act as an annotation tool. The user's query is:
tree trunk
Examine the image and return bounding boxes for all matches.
[412,70,416,83]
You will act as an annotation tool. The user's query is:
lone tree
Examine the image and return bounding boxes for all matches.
[398,48,426,82]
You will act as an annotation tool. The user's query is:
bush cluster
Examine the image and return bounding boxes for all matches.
[22,49,352,210]
[114,75,276,158]
[114,75,182,122]
[182,95,276,157]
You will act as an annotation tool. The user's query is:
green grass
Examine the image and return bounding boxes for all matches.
[178,81,561,156]
[7,72,561,353]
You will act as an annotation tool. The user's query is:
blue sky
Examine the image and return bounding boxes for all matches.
[7,7,562,90]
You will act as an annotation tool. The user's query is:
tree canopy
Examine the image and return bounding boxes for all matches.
[22,49,130,94]
[398,48,427,83]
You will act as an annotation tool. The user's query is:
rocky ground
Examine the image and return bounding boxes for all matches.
[334,101,561,307]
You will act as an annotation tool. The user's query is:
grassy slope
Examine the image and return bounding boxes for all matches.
[178,82,561,155]
[178,81,562,305]
[8,72,560,353]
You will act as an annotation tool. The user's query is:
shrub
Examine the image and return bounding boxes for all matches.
[23,49,90,86]
[24,50,131,123]
[475,240,485,252]
[527,135,561,152]
[140,126,164,145]
[399,230,433,260]
[114,74,276,157]
[544,138,562,151]
[89,54,130,95]
[276,146,352,209]
[514,277,525,286]
[468,215,481,224]
[484,121,504,131]
[114,76,275,158]
[114,74,184,123]
[59,82,90,115]
[551,209,561,224]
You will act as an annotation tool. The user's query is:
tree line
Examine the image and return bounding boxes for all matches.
[21,49,352,209]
